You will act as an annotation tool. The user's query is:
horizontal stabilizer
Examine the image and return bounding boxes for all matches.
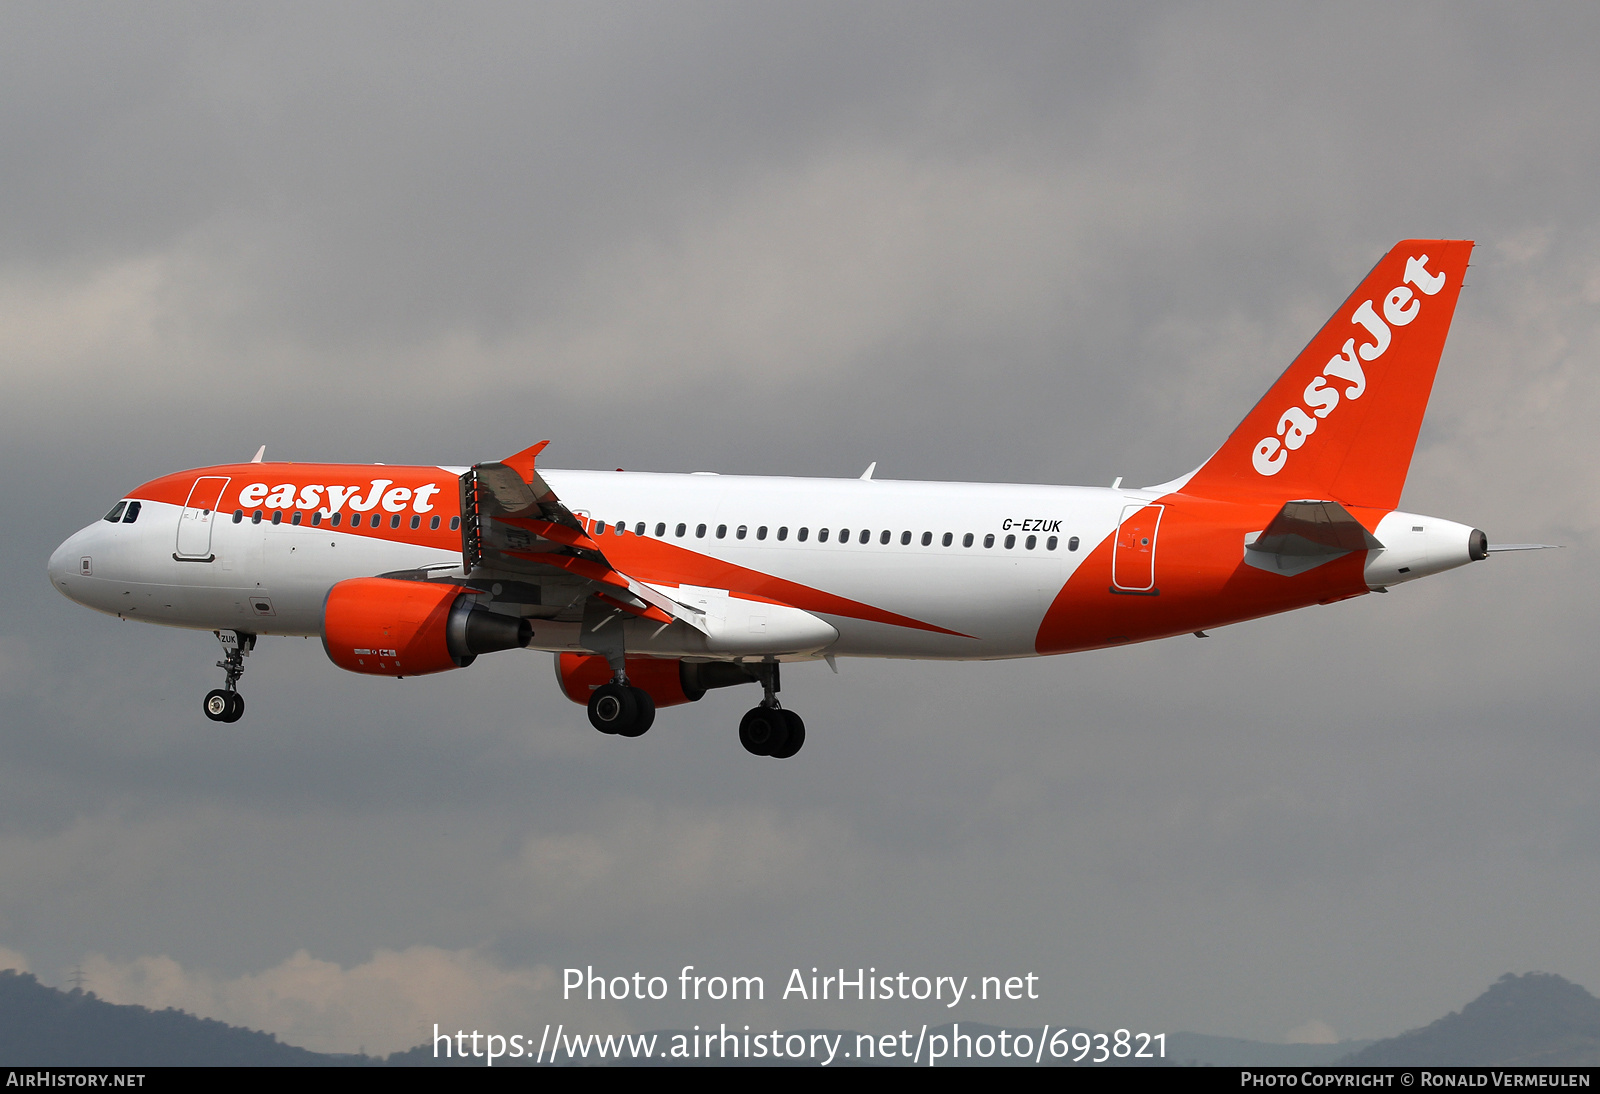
[1245,500,1381,576]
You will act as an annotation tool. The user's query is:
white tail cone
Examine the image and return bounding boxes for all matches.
[1365,511,1488,589]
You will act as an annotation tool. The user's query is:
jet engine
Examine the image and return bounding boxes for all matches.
[322,577,530,677]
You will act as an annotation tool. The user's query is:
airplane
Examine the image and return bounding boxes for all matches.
[47,239,1546,758]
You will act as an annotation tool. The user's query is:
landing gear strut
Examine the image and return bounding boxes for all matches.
[739,662,805,759]
[587,659,656,738]
[203,630,254,723]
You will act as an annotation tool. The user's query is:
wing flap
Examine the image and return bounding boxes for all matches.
[461,443,711,636]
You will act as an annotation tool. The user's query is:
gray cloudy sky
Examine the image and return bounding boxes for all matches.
[2,2,1598,1055]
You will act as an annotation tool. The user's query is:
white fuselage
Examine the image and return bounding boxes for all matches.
[48,469,1138,661]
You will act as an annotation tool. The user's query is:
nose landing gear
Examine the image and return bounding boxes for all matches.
[203,630,254,723]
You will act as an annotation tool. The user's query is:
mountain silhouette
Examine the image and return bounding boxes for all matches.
[0,969,355,1066]
[1343,972,1600,1066]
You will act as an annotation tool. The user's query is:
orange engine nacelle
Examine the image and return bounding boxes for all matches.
[555,654,760,709]
[323,577,530,677]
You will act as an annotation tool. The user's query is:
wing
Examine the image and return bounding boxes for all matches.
[460,442,706,630]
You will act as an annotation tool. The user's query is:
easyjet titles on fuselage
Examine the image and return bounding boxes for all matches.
[235,479,447,519]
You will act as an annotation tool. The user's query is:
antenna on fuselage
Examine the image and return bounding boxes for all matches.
[250,445,266,463]
[860,462,876,481]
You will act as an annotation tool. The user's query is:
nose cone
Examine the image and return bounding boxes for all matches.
[48,526,91,602]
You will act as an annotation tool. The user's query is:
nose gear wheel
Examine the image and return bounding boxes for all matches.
[204,630,254,723]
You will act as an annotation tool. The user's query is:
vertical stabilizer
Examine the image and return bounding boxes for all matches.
[1181,239,1473,509]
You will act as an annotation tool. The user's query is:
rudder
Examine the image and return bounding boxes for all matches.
[1181,239,1473,509]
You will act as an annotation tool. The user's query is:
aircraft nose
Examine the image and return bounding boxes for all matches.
[48,528,87,599]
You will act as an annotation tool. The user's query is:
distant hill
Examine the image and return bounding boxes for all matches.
[0,969,357,1066]
[1342,972,1600,1066]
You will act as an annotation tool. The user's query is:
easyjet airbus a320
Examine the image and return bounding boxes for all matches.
[48,240,1543,757]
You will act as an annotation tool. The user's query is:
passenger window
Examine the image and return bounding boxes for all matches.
[757,526,768,540]
[675,523,686,537]
[233,509,244,524]
[716,524,727,539]
[104,502,127,523]
[252,510,263,525]
[879,530,890,545]
[293,512,303,526]
[271,512,282,525]
[391,515,401,529]
[1004,534,1016,549]
[123,502,141,523]
[450,516,460,530]
[410,515,420,529]
[858,529,870,544]
[737,525,747,540]
[595,520,607,535]
[696,524,707,538]
[1025,534,1036,549]
[838,529,849,542]
[984,533,995,548]
[616,522,625,535]
[655,523,666,537]
[818,528,830,542]
[312,512,323,527]
[777,527,788,541]
[1046,535,1057,550]
[331,513,342,527]
[962,532,973,547]
[430,516,440,530]
[920,531,932,546]
[798,527,809,541]
[1068,536,1079,551]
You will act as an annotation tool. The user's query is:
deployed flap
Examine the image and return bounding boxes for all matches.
[1245,499,1382,576]
[461,443,708,632]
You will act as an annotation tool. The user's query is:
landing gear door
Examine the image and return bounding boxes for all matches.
[1112,503,1163,593]
[176,476,230,560]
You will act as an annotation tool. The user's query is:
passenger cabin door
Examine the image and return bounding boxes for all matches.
[1111,503,1163,593]
[175,476,230,560]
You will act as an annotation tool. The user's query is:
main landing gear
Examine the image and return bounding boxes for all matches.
[587,662,656,738]
[584,658,808,757]
[738,663,805,759]
[203,630,254,723]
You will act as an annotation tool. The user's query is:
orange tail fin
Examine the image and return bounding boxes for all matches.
[1181,239,1473,509]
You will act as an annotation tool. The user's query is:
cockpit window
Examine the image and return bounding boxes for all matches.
[103,502,127,523]
[122,501,141,523]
